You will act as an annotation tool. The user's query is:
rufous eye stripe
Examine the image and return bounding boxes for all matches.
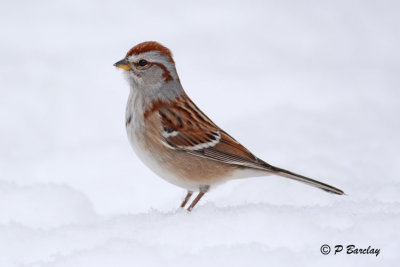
[152,63,173,82]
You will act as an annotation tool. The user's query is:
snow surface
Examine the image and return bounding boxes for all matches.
[1,0,399,266]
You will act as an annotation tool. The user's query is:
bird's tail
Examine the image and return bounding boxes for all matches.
[260,162,345,195]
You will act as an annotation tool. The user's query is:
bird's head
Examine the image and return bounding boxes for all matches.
[114,41,180,91]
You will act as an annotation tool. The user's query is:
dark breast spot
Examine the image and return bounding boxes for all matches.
[126,115,132,126]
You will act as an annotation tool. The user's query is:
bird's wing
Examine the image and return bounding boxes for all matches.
[154,94,344,195]
[156,94,269,170]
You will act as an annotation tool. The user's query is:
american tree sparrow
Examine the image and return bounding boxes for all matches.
[114,41,344,211]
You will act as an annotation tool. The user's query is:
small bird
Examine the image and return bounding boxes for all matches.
[114,41,344,211]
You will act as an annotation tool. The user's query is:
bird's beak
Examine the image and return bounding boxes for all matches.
[113,59,131,70]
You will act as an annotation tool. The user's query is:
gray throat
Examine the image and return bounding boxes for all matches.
[125,79,185,130]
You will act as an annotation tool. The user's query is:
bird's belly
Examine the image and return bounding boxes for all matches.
[126,123,202,191]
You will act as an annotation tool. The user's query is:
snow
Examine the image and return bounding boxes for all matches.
[1,0,399,266]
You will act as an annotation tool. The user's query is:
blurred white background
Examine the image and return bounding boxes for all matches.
[0,0,399,266]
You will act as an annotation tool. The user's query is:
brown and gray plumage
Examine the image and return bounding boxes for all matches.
[114,41,344,211]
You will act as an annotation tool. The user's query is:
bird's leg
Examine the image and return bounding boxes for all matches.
[187,185,209,212]
[187,192,205,212]
[180,191,193,208]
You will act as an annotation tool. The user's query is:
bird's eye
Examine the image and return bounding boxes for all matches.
[138,59,148,66]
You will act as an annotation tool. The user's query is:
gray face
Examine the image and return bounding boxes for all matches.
[124,51,184,104]
[126,51,178,88]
